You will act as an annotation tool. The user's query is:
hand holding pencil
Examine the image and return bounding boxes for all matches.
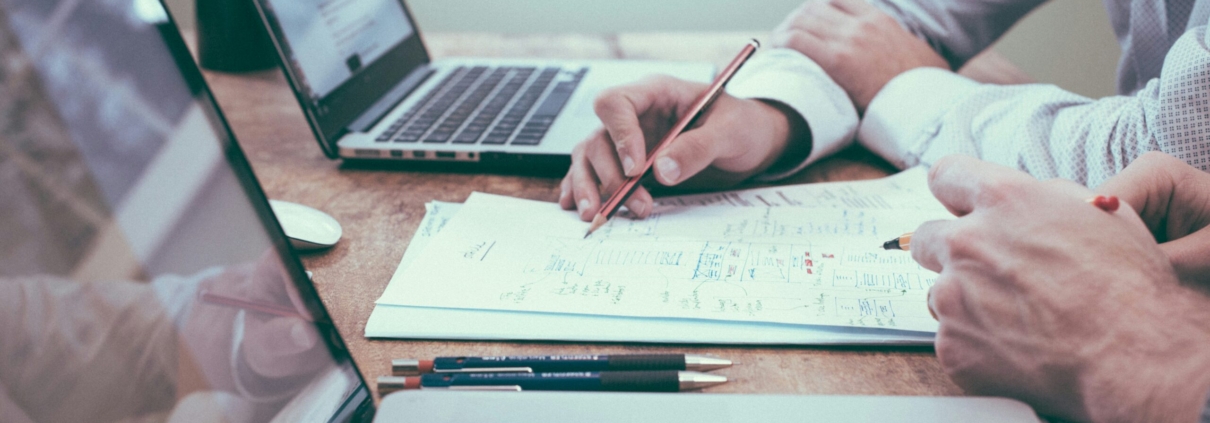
[560,40,811,226]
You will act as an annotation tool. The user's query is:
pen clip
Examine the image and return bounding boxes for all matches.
[435,367,534,374]
[427,385,524,391]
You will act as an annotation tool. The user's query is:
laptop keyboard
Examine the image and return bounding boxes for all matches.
[374,65,586,146]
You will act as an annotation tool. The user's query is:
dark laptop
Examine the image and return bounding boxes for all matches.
[0,0,371,421]
[250,0,713,168]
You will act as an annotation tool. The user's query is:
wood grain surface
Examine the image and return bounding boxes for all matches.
[194,32,1021,399]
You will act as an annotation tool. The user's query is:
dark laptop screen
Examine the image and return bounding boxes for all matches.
[0,0,370,421]
[255,0,430,156]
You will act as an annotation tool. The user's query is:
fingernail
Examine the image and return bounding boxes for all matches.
[559,189,568,203]
[656,156,680,183]
[622,156,636,175]
[632,201,647,216]
[578,199,591,214]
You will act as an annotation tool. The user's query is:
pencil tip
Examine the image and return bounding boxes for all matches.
[583,214,607,239]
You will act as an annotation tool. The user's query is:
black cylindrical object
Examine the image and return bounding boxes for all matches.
[196,0,276,72]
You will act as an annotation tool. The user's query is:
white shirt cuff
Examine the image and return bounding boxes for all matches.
[858,67,982,169]
[726,48,859,181]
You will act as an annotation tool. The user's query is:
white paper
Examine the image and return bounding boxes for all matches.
[367,199,932,344]
[377,169,950,333]
[653,168,939,210]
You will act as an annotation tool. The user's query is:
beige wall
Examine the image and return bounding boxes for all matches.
[167,0,1121,97]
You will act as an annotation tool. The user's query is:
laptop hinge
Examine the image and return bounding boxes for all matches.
[347,65,435,133]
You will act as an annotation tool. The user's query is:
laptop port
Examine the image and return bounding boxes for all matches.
[412,151,426,158]
[435,151,456,159]
[390,150,404,158]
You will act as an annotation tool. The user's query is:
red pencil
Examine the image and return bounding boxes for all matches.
[584,40,761,238]
[199,289,310,321]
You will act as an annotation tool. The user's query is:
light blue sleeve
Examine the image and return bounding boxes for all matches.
[867,0,1049,69]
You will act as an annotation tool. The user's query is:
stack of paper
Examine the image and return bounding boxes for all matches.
[367,168,950,344]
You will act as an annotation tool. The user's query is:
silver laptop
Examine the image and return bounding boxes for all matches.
[251,0,714,168]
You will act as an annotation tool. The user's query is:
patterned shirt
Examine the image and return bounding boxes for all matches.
[727,0,1210,187]
[728,0,1210,418]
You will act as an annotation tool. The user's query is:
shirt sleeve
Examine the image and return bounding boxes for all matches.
[857,25,1210,187]
[867,0,1049,70]
[725,48,859,181]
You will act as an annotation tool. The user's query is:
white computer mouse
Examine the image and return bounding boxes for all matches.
[268,200,342,251]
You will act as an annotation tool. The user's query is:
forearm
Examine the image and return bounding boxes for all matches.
[866,0,1047,69]
[858,26,1210,187]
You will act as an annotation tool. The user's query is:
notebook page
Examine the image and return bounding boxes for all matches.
[378,169,951,332]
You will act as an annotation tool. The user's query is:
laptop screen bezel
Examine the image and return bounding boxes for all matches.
[251,0,431,158]
[156,3,376,419]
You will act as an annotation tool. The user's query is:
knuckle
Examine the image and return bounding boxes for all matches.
[829,47,852,65]
[572,141,588,157]
[775,30,811,53]
[933,333,966,380]
[592,91,623,115]
[974,177,1025,207]
[929,278,961,318]
[942,223,984,259]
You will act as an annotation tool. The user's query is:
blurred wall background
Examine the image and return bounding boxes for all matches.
[167,0,1121,98]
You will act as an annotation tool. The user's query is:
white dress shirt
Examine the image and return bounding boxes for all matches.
[728,0,1210,187]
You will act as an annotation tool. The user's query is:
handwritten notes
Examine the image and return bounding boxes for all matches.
[377,168,950,332]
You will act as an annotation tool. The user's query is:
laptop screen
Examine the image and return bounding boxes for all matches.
[0,0,371,421]
[264,0,414,100]
[255,0,430,156]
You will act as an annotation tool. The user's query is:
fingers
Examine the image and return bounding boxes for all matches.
[909,219,954,272]
[927,155,1032,216]
[625,187,654,219]
[559,175,574,209]
[594,90,654,177]
[585,134,655,218]
[771,27,829,60]
[594,77,703,178]
[1095,152,1176,232]
[242,317,327,378]
[562,130,656,220]
[568,142,603,221]
[1160,227,1210,286]
[652,129,720,186]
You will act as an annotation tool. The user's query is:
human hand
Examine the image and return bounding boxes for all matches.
[560,76,808,221]
[1097,152,1210,286]
[771,0,948,113]
[181,251,328,397]
[912,155,1210,422]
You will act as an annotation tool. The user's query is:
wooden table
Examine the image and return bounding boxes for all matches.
[199,32,1031,399]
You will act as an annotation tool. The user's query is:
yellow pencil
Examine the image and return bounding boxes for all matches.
[880,232,912,251]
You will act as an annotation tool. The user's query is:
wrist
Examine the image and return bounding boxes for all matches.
[753,99,811,177]
[1083,284,1210,423]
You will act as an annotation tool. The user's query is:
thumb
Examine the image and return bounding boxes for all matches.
[651,129,719,186]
